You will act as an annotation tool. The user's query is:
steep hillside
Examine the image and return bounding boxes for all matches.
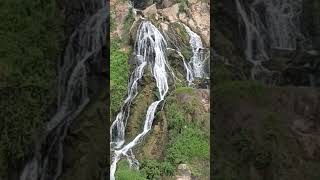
[110,0,210,179]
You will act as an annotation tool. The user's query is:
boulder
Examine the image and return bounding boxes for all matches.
[176,164,192,180]
[142,3,158,17]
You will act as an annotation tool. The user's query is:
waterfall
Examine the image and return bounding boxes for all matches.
[235,0,303,81]
[263,0,303,50]
[235,0,270,80]
[166,47,194,86]
[166,23,208,86]
[183,24,208,79]
[19,2,107,180]
[110,20,170,180]
[177,50,195,86]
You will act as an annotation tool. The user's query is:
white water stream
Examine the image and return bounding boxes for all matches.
[110,20,170,180]
[183,24,208,79]
[20,2,107,180]
[235,0,302,80]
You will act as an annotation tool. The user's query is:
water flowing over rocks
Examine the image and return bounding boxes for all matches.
[19,1,107,180]
[215,0,320,86]
[110,0,210,179]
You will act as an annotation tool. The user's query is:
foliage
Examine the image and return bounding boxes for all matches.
[0,0,63,178]
[110,38,129,118]
[115,161,146,180]
[165,125,209,164]
[140,160,175,179]
[175,87,195,95]
[177,0,189,14]
[163,95,209,176]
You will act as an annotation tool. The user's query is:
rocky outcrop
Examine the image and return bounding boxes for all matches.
[111,0,130,38]
[137,111,168,160]
[129,1,210,47]
[126,73,156,141]
[178,0,210,46]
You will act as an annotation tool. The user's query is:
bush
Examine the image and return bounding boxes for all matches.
[140,160,175,179]
[115,161,146,180]
[166,126,209,164]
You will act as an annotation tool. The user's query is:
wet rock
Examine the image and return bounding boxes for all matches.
[126,73,156,141]
[138,111,168,160]
[129,19,143,44]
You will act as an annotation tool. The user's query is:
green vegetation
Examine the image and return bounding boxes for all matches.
[110,39,129,117]
[164,97,209,176]
[0,0,63,178]
[177,0,189,14]
[140,160,175,179]
[115,161,146,180]
[166,125,209,164]
[174,87,195,95]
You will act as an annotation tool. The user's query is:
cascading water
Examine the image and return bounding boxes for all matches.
[166,47,194,86]
[235,0,270,80]
[263,0,303,50]
[176,50,195,85]
[166,23,208,86]
[235,0,303,81]
[110,20,170,180]
[183,24,208,80]
[19,2,107,180]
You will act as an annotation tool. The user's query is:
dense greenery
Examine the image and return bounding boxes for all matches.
[115,161,146,180]
[0,0,63,178]
[163,95,210,177]
[110,38,129,118]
